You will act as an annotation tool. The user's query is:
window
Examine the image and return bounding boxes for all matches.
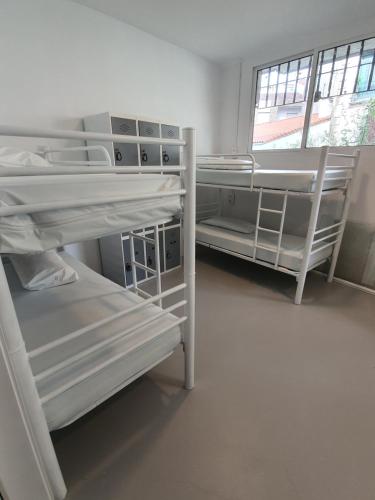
[253,55,312,150]
[250,35,375,150]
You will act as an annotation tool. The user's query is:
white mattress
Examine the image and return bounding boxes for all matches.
[0,173,182,254]
[5,253,182,431]
[197,167,349,192]
[196,223,333,272]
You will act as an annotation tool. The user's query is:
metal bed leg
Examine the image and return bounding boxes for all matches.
[0,259,67,499]
[295,272,307,305]
[327,149,360,283]
[182,128,196,390]
[294,147,329,305]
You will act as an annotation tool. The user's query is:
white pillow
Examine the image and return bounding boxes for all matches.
[0,147,50,167]
[201,216,255,234]
[9,251,78,291]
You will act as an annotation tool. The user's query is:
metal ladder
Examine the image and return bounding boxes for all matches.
[129,225,162,306]
[253,189,288,268]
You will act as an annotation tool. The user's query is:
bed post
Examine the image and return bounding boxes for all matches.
[327,149,360,283]
[295,146,328,305]
[182,127,196,389]
[0,259,66,499]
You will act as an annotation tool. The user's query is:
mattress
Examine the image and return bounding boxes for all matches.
[196,223,333,272]
[196,167,349,192]
[5,253,182,431]
[0,172,182,254]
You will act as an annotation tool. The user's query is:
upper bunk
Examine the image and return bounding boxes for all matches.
[0,125,189,254]
[196,151,356,196]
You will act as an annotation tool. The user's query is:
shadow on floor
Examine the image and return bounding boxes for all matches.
[52,372,187,497]
[196,245,307,302]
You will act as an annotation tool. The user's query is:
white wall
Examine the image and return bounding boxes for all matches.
[217,18,375,287]
[0,0,221,270]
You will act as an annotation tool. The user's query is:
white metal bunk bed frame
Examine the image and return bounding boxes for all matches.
[197,147,360,304]
[43,144,183,288]
[0,124,196,500]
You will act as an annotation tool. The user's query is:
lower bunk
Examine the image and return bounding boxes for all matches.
[196,217,333,281]
[4,252,184,431]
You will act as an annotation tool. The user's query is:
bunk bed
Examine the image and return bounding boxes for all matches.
[196,148,360,304]
[0,124,196,500]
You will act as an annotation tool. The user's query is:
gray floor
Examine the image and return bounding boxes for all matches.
[53,247,375,500]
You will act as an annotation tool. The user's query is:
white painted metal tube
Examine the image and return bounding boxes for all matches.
[35,300,187,384]
[312,230,342,246]
[128,233,155,245]
[0,166,185,176]
[0,124,186,146]
[328,149,361,283]
[275,193,288,268]
[257,226,280,235]
[182,128,196,390]
[314,221,344,235]
[196,182,319,198]
[295,146,329,305]
[40,316,187,405]
[327,152,357,158]
[197,241,299,276]
[132,261,157,275]
[0,189,186,217]
[45,145,112,166]
[310,239,339,255]
[154,225,162,307]
[29,283,187,359]
[0,259,66,499]
[253,188,263,260]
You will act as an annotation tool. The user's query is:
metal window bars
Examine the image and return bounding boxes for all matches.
[196,146,360,304]
[0,124,196,500]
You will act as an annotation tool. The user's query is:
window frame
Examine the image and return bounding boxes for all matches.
[248,32,375,153]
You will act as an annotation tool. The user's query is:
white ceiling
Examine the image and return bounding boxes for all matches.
[72,0,375,62]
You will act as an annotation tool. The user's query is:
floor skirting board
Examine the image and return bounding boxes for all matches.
[313,270,375,296]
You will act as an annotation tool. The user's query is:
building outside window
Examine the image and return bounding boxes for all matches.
[251,36,375,150]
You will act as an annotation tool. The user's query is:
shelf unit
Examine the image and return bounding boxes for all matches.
[84,112,182,287]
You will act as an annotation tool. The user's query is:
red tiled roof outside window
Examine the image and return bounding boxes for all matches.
[253,114,329,144]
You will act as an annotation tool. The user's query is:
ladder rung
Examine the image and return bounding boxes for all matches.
[257,226,280,235]
[131,261,157,274]
[253,244,278,253]
[259,208,283,214]
[129,233,155,244]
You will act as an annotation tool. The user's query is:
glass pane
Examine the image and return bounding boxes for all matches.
[307,91,375,147]
[348,42,362,68]
[322,49,334,73]
[258,87,267,108]
[278,63,288,83]
[285,81,296,104]
[319,72,331,98]
[252,54,312,149]
[343,66,358,94]
[269,66,279,86]
[361,38,375,65]
[356,64,372,92]
[371,71,375,91]
[260,68,270,87]
[276,82,286,105]
[267,85,277,107]
[296,78,308,101]
[330,70,344,96]
[334,45,348,71]
[253,102,307,150]
[288,60,298,81]
[298,57,311,79]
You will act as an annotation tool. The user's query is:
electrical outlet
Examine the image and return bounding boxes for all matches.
[228,190,235,205]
